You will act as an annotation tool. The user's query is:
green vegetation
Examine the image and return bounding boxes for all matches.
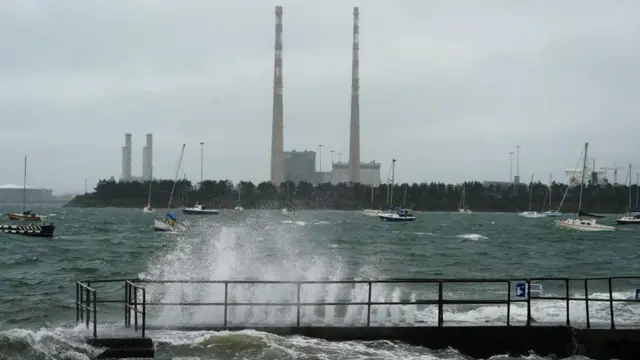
[65,177,639,213]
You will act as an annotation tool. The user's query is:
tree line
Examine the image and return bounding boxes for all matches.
[65,177,640,213]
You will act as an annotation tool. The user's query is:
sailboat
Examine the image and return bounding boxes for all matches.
[361,184,381,217]
[378,159,416,222]
[154,144,188,232]
[458,184,472,213]
[8,156,45,221]
[234,184,244,211]
[616,164,640,225]
[182,155,220,215]
[556,142,614,231]
[544,174,562,217]
[143,172,155,213]
[519,175,546,218]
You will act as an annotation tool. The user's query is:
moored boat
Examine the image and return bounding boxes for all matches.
[182,203,220,215]
[378,208,416,222]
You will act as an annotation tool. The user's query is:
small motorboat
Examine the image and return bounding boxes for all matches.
[182,203,220,215]
[234,206,244,211]
[8,210,44,222]
[281,208,296,216]
[0,222,55,237]
[616,214,640,225]
[378,208,416,222]
[458,208,472,213]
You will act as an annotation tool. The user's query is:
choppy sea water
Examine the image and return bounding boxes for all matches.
[1,205,639,360]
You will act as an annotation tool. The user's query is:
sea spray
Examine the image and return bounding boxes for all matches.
[137,216,422,326]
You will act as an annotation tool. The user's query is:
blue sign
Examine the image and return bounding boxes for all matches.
[636,289,640,300]
[516,282,527,298]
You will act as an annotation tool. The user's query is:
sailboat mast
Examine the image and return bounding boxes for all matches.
[577,142,588,214]
[389,159,396,205]
[167,144,186,209]
[22,156,27,214]
[528,174,534,211]
[548,173,552,209]
[628,164,632,214]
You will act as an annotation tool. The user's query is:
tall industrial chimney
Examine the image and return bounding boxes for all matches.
[270,5,285,186]
[348,7,361,183]
[121,133,132,181]
[142,133,153,181]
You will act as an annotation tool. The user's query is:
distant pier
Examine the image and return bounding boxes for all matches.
[76,276,640,359]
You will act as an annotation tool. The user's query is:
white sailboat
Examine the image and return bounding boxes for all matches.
[361,183,380,216]
[143,171,155,213]
[556,142,614,232]
[154,144,187,232]
[616,164,640,225]
[458,184,472,213]
[234,185,244,211]
[519,175,546,218]
[378,159,416,222]
[544,173,562,217]
[7,156,46,222]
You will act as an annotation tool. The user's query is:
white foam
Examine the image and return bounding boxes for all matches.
[456,233,487,241]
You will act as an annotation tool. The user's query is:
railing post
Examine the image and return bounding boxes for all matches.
[506,280,511,326]
[93,290,97,338]
[526,279,531,326]
[366,282,372,327]
[124,281,129,328]
[296,282,301,327]
[134,287,138,332]
[85,287,90,328]
[437,281,444,327]
[142,287,146,338]
[76,282,80,324]
[608,277,615,329]
[565,279,570,326]
[584,278,590,329]
[224,282,229,328]
[79,283,84,323]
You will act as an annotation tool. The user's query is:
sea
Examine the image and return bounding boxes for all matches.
[1,204,639,360]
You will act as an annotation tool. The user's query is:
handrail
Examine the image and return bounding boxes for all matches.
[75,281,97,338]
[76,276,640,336]
[125,280,146,337]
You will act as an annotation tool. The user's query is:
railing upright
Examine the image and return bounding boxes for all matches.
[506,280,511,326]
[584,278,591,329]
[526,279,531,326]
[296,282,301,327]
[609,277,615,329]
[437,281,444,327]
[565,279,570,326]
[224,282,229,328]
[366,282,372,327]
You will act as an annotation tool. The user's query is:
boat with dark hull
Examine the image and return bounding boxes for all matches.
[0,223,55,237]
[378,208,416,222]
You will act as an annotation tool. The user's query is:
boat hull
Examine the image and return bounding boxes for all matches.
[8,212,42,221]
[153,219,185,232]
[545,211,563,217]
[458,209,472,213]
[616,217,640,225]
[555,219,615,232]
[378,214,416,222]
[518,211,546,218]
[143,207,155,213]
[0,223,54,237]
[182,209,220,215]
[361,210,380,217]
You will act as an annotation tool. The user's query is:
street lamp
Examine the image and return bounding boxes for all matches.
[509,152,514,183]
[330,150,335,167]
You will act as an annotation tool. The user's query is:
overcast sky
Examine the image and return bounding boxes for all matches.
[1,0,639,193]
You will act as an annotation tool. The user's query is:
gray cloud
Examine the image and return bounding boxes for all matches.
[0,0,639,193]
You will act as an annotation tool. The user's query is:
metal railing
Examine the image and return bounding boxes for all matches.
[124,280,147,337]
[76,281,97,338]
[76,276,640,337]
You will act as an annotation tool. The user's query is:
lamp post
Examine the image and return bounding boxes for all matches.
[509,152,514,183]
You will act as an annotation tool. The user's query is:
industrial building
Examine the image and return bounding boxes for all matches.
[0,184,55,203]
[284,150,317,184]
[329,161,381,186]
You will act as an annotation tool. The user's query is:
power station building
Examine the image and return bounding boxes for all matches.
[284,150,317,184]
[328,161,381,186]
